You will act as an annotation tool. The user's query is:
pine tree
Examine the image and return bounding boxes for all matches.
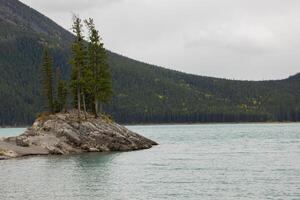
[70,16,86,119]
[85,18,112,117]
[98,48,113,107]
[41,45,54,113]
[55,67,68,112]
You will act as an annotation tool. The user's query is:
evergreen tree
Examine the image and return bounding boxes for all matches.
[70,16,86,119]
[98,50,113,107]
[55,67,68,112]
[41,45,54,113]
[85,18,112,117]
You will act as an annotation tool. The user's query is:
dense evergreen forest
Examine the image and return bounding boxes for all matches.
[0,0,300,126]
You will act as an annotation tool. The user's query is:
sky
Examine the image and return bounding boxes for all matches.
[20,0,300,80]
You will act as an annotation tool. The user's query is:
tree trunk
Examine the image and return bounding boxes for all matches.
[95,98,99,118]
[77,85,81,119]
[77,61,81,119]
[99,102,102,115]
[82,94,87,119]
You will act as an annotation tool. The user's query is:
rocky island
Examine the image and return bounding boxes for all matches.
[0,15,158,160]
[0,110,157,160]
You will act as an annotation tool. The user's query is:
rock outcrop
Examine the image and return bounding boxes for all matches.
[0,111,157,160]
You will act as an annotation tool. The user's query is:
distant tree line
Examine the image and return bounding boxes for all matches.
[41,16,112,119]
[1,7,300,126]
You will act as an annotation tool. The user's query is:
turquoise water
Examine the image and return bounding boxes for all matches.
[0,128,26,137]
[0,123,300,200]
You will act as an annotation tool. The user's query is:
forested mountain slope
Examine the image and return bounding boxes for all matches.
[0,0,299,125]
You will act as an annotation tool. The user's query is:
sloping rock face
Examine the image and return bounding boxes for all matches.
[0,111,157,159]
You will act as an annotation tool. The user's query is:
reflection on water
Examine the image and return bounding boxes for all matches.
[1,123,300,200]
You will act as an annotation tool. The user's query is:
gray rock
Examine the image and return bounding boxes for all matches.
[0,111,157,159]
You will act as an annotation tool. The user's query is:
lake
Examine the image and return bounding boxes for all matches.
[0,123,300,199]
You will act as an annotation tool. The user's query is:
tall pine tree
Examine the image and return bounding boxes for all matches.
[41,45,54,113]
[70,16,86,119]
[85,18,112,117]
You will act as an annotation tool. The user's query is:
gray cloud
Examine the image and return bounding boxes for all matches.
[20,0,300,80]
[23,0,122,13]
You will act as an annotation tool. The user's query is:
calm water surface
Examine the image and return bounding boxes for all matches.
[0,123,300,200]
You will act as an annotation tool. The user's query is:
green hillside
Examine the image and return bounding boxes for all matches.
[0,0,300,126]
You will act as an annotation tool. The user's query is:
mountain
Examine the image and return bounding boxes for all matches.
[0,0,300,126]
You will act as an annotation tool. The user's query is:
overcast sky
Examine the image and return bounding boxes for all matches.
[20,0,300,80]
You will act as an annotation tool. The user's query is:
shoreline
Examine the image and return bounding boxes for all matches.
[125,121,300,126]
[1,121,300,128]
